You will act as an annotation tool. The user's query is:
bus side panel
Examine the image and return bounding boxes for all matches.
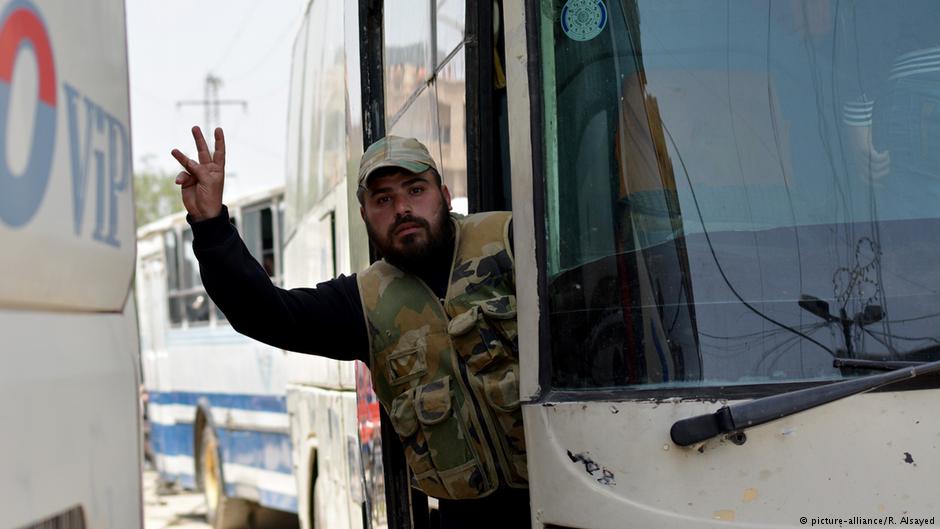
[287,383,362,529]
[0,0,135,313]
[524,394,939,529]
[0,297,141,529]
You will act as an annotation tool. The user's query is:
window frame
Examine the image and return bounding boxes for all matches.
[465,0,504,213]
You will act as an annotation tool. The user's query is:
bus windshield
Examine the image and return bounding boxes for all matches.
[540,0,940,390]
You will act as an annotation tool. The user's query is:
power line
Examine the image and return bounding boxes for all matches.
[212,2,262,72]
[223,15,303,84]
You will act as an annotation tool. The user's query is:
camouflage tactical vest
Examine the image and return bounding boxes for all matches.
[357,211,526,500]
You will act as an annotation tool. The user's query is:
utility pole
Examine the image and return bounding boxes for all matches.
[177,73,247,139]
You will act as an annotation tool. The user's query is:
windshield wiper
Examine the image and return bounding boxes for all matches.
[670,358,940,447]
[833,358,924,371]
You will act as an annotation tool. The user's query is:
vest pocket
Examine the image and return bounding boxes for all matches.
[385,343,427,386]
[391,388,450,498]
[480,365,528,483]
[389,377,492,499]
[447,295,518,374]
[479,295,518,349]
[415,377,488,496]
[481,364,521,413]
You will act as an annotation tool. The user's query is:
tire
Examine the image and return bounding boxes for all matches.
[200,423,251,529]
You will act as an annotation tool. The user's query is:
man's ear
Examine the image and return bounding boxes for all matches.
[360,205,366,220]
[442,184,452,211]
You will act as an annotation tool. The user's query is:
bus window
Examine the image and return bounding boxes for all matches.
[539,0,940,391]
[285,15,309,237]
[383,0,493,216]
[242,203,279,281]
[384,0,432,121]
[181,228,210,325]
[435,48,469,213]
[164,230,183,326]
[436,0,465,63]
[372,1,515,218]
[388,87,437,150]
[292,0,345,227]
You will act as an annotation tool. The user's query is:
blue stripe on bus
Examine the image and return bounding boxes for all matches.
[159,465,296,513]
[218,428,293,475]
[148,390,287,413]
[150,422,293,474]
[160,469,296,513]
[224,485,299,513]
[150,421,195,457]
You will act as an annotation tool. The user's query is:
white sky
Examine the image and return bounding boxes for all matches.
[126,0,308,200]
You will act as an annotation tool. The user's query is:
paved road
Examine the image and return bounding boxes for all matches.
[143,469,211,529]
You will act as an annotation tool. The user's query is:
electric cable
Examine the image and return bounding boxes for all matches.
[661,121,837,357]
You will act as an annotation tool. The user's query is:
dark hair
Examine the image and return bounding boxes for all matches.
[357,167,443,205]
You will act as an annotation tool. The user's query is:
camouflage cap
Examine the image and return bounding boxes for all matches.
[357,136,438,200]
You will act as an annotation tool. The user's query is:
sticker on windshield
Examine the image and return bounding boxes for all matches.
[561,0,608,42]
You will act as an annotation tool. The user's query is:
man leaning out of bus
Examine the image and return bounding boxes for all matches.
[172,127,529,528]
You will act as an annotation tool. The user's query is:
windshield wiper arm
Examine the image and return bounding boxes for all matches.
[833,358,924,371]
[670,358,940,447]
[833,342,940,371]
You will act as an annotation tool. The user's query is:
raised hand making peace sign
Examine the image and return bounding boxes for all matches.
[171,126,226,222]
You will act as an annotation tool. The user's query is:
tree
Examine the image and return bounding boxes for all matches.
[135,162,184,227]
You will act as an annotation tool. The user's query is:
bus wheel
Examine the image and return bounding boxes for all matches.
[200,424,250,529]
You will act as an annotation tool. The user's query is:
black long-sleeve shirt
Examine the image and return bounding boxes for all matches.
[190,206,370,363]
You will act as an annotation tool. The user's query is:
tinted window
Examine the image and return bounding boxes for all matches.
[541,0,940,390]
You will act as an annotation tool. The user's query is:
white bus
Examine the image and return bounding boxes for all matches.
[291,0,940,528]
[0,0,140,528]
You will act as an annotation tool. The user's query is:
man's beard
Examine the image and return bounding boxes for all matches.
[366,204,453,274]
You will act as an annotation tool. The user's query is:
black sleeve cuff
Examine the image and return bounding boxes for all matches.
[187,205,236,250]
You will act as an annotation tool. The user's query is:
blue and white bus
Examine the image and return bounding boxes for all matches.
[136,185,365,528]
[137,189,292,511]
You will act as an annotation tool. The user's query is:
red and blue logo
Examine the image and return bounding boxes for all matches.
[0,0,56,227]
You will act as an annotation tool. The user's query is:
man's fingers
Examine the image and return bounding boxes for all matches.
[192,126,211,163]
[171,148,196,171]
[212,127,225,166]
[175,171,196,187]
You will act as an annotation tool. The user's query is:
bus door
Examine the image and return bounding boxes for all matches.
[508,1,940,528]
[355,0,513,527]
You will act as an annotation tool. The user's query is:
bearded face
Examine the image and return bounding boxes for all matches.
[360,169,453,273]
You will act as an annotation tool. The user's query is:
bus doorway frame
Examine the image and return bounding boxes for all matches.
[357,0,511,527]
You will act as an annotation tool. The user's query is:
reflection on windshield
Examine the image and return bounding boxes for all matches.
[542,0,940,389]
